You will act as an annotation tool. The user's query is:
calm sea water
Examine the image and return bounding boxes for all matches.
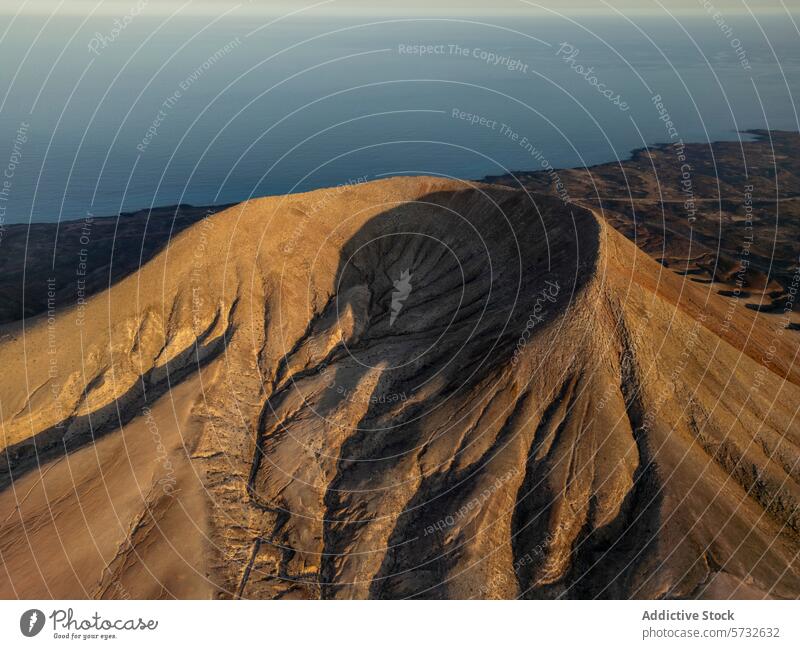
[0,13,798,223]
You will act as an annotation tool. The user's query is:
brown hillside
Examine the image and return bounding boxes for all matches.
[1,176,799,599]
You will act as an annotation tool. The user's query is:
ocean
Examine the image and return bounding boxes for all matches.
[0,12,798,223]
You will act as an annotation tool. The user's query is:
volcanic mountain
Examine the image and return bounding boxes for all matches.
[1,175,799,599]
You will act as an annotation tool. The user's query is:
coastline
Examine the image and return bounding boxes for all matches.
[2,129,793,230]
[1,129,797,327]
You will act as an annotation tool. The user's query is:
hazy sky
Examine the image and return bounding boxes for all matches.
[1,0,793,16]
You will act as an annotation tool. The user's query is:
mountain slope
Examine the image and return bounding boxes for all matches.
[1,176,799,599]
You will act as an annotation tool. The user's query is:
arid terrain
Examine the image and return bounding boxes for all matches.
[0,203,232,325]
[487,130,800,321]
[1,132,799,599]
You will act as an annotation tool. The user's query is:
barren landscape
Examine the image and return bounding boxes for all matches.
[1,132,799,599]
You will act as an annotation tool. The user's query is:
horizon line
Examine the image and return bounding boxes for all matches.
[0,8,795,17]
